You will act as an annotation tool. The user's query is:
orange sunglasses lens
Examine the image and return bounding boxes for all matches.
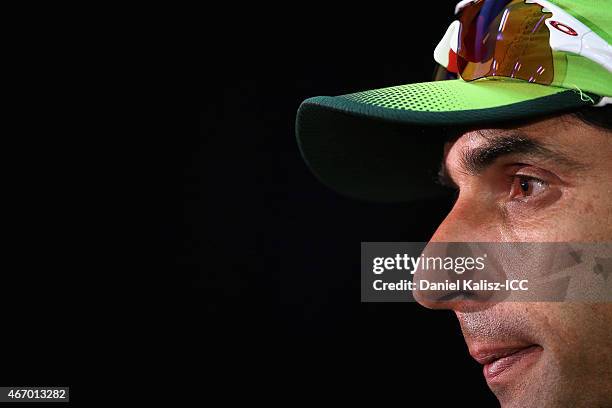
[457,0,554,85]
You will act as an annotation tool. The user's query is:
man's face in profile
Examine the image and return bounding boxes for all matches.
[415,114,612,407]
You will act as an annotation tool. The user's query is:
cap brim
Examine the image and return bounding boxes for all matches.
[296,78,598,202]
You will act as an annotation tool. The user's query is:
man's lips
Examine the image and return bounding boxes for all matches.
[470,345,543,382]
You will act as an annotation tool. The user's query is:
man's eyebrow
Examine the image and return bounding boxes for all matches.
[459,130,585,175]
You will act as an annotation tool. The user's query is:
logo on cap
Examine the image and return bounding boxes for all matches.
[549,21,578,36]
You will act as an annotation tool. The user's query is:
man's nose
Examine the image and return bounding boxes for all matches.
[412,194,499,311]
[429,191,494,243]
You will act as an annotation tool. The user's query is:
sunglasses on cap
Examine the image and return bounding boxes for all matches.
[433,0,611,106]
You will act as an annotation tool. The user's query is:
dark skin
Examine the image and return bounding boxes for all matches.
[413,113,612,407]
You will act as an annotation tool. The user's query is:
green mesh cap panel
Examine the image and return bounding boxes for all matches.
[548,1,612,97]
[342,81,472,111]
[550,0,611,43]
[555,53,612,96]
[340,79,584,112]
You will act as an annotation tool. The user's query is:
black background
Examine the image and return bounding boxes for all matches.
[193,4,498,405]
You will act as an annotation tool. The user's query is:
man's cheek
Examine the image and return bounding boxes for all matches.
[499,209,557,241]
[563,193,612,241]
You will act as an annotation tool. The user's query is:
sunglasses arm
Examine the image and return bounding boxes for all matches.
[434,20,460,71]
[580,32,612,73]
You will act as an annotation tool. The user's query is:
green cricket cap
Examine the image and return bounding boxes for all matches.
[296,0,612,202]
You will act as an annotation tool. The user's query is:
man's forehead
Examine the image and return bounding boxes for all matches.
[439,116,598,185]
[456,119,573,148]
[445,115,594,162]
[463,111,608,145]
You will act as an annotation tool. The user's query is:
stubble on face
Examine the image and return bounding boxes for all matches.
[437,114,612,407]
[456,302,612,407]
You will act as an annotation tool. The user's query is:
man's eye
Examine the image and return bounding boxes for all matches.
[510,176,548,199]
